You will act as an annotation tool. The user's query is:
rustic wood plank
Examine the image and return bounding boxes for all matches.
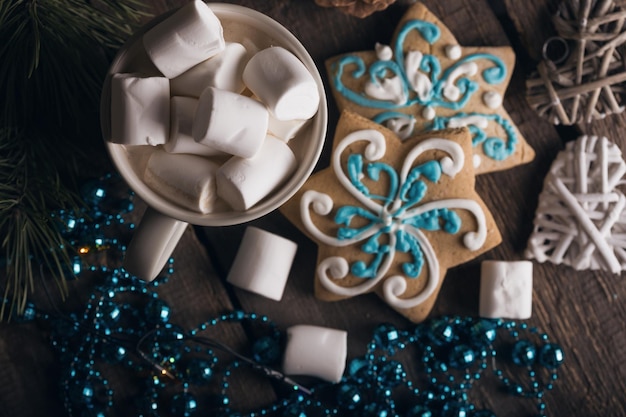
[503,1,626,415]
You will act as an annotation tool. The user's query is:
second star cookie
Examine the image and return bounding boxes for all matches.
[326,2,535,174]
[281,111,502,323]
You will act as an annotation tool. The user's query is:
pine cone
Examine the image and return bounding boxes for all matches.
[314,0,397,18]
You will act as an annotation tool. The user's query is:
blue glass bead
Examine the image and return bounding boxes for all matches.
[145,299,170,323]
[428,319,455,346]
[117,198,134,213]
[252,335,281,365]
[470,320,497,347]
[538,343,564,369]
[508,383,524,396]
[348,357,371,382]
[511,340,536,366]
[15,302,36,322]
[373,323,400,351]
[185,358,214,385]
[441,402,469,417]
[68,381,95,405]
[449,344,475,369]
[378,360,405,387]
[336,384,363,410]
[100,301,121,322]
[101,343,127,363]
[81,180,107,205]
[136,394,159,416]
[171,392,198,416]
[406,405,432,417]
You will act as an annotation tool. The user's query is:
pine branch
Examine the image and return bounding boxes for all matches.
[0,0,152,318]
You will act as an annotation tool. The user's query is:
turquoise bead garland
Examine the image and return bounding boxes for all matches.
[5,174,564,416]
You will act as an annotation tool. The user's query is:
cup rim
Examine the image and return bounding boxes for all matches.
[101,3,328,226]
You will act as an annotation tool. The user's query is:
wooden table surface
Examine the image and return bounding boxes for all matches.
[1,0,625,416]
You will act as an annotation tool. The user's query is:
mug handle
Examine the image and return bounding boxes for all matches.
[123,207,188,281]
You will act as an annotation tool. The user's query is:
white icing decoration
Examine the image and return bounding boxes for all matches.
[445,44,462,60]
[300,129,489,309]
[526,135,626,273]
[300,190,382,247]
[375,43,393,61]
[473,154,482,168]
[381,226,440,309]
[446,114,489,129]
[442,62,478,101]
[386,117,416,140]
[364,75,407,105]
[402,199,488,251]
[332,129,388,213]
[422,106,436,120]
[482,91,503,109]
[405,51,432,101]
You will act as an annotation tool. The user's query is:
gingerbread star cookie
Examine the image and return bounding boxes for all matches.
[526,135,626,273]
[326,2,534,174]
[281,111,502,322]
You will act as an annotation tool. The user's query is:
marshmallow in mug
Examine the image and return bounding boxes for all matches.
[227,227,297,301]
[192,87,269,159]
[143,0,225,79]
[170,42,249,97]
[110,73,170,146]
[217,135,297,211]
[144,150,225,214]
[267,113,309,143]
[243,46,320,121]
[164,96,226,157]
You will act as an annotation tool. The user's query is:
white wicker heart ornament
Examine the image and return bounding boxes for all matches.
[526,135,626,273]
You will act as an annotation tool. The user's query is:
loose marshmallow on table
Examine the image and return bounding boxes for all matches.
[110,74,170,146]
[227,227,297,301]
[479,260,533,320]
[143,0,225,79]
[144,150,223,214]
[243,46,320,121]
[282,325,347,383]
[217,135,297,211]
[164,96,225,157]
[170,42,249,97]
[192,87,269,158]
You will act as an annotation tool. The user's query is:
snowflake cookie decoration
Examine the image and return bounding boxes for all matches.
[326,2,535,174]
[281,111,502,323]
[526,135,626,273]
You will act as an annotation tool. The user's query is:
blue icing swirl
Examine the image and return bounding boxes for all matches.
[334,153,461,280]
[430,112,517,161]
[331,16,516,163]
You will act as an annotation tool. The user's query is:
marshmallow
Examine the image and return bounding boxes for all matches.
[110,73,170,146]
[164,97,225,157]
[479,260,533,319]
[192,87,269,158]
[144,150,223,214]
[143,0,225,78]
[170,42,249,97]
[243,47,320,121]
[267,114,309,142]
[282,325,347,383]
[217,135,297,211]
[227,227,297,301]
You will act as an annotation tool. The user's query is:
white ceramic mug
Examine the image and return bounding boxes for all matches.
[101,4,327,281]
